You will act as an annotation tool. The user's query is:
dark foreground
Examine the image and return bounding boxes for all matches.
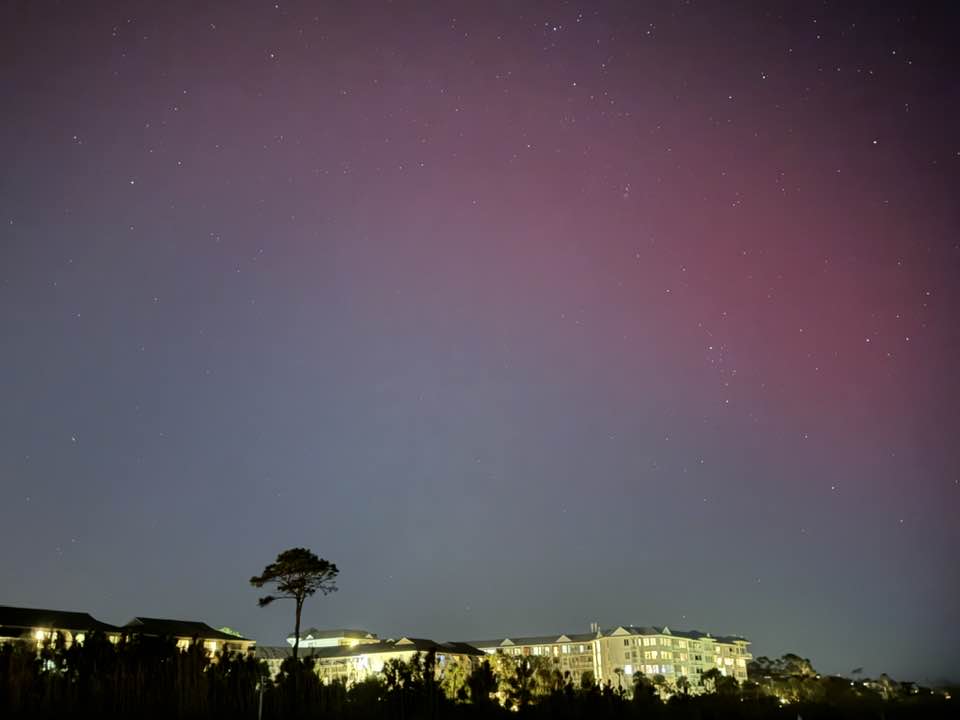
[1,635,954,719]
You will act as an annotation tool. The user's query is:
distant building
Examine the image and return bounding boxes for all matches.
[257,636,485,683]
[470,632,599,680]
[123,617,255,656]
[0,605,254,659]
[468,624,751,691]
[286,627,379,648]
[0,605,121,648]
[596,625,750,687]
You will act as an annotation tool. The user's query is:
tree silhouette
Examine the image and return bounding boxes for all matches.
[250,547,338,660]
[466,660,498,706]
[505,657,535,710]
[701,667,722,694]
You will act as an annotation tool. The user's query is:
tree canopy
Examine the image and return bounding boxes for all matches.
[250,547,338,659]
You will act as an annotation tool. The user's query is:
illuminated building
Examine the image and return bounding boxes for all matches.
[257,636,484,682]
[286,627,379,648]
[0,605,121,648]
[595,625,750,687]
[0,605,254,658]
[123,617,255,656]
[469,624,751,691]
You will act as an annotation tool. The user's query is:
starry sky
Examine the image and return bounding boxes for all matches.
[1,0,958,683]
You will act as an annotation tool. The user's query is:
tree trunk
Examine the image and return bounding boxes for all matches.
[293,597,303,661]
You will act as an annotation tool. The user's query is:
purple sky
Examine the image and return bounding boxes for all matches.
[1,0,958,682]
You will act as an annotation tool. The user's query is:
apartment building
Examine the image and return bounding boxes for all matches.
[469,633,600,681]
[257,634,484,683]
[0,605,121,648]
[469,624,750,691]
[597,625,750,687]
[124,617,254,656]
[285,627,379,648]
[0,605,254,659]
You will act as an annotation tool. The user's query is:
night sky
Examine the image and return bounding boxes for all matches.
[1,0,958,683]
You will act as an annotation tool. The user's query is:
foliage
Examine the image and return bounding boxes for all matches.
[0,643,955,719]
[250,547,338,659]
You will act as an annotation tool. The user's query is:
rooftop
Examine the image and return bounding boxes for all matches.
[0,605,120,634]
[467,626,750,647]
[288,627,378,641]
[261,637,484,660]
[124,617,251,642]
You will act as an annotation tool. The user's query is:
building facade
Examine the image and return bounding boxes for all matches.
[286,627,379,648]
[470,633,600,682]
[124,617,255,657]
[0,605,121,649]
[0,605,254,659]
[595,625,750,688]
[468,624,750,692]
[257,635,484,683]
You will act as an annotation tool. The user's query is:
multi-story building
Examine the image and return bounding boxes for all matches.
[469,633,601,681]
[257,636,485,683]
[595,625,750,688]
[468,624,750,692]
[285,627,379,649]
[0,605,121,648]
[123,617,255,657]
[0,605,254,659]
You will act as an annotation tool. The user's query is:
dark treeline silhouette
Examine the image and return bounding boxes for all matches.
[1,634,955,719]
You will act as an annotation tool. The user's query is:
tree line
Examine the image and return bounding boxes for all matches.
[0,633,955,719]
[2,548,953,718]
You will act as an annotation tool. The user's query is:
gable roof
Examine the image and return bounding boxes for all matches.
[467,626,748,648]
[466,632,597,649]
[124,617,250,642]
[256,645,329,660]
[289,627,378,641]
[0,605,120,634]
[297,638,485,660]
[604,625,748,643]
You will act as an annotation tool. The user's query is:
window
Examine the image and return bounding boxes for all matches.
[624,639,630,646]
[624,664,633,675]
